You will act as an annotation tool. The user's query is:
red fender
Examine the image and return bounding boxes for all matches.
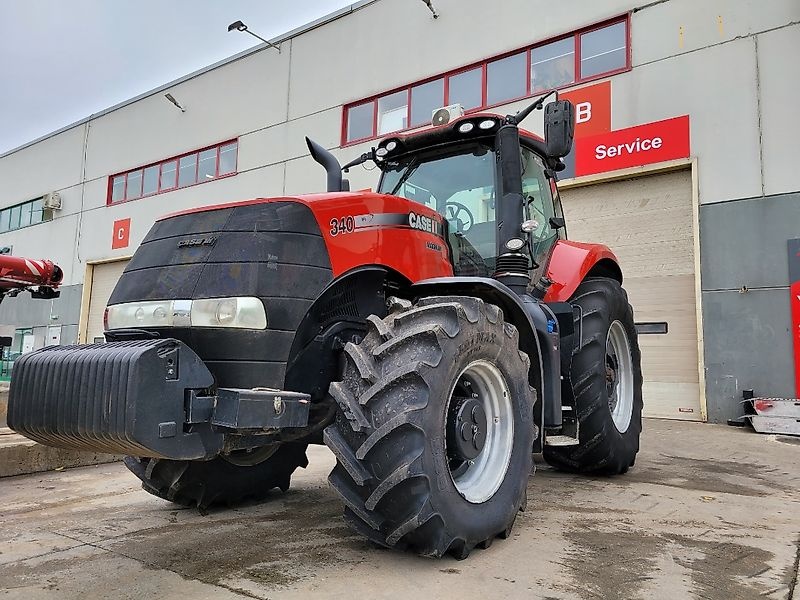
[544,240,621,302]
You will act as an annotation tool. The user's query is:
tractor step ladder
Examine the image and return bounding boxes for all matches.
[544,406,579,446]
[544,434,579,447]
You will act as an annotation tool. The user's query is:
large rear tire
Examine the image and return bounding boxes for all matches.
[324,296,535,559]
[124,442,308,509]
[543,277,643,474]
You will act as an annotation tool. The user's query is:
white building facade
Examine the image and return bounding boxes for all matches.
[1,0,798,423]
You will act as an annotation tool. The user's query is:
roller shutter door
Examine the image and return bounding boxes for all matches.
[560,169,701,420]
[86,260,129,343]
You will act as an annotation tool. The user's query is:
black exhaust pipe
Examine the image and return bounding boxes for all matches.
[306,137,348,192]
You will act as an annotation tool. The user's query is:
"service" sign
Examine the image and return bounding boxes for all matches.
[575,115,690,177]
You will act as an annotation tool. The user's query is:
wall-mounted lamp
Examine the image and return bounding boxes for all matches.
[421,0,440,18]
[228,20,281,52]
[164,93,186,113]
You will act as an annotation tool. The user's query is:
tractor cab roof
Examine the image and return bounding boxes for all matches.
[374,112,547,162]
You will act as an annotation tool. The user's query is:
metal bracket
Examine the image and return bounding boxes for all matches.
[186,388,311,432]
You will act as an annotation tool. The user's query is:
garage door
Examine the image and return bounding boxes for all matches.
[560,169,702,421]
[85,260,129,343]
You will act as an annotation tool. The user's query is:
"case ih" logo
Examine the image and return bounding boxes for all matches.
[178,236,217,248]
[408,212,442,236]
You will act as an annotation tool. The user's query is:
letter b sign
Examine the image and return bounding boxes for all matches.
[575,102,592,124]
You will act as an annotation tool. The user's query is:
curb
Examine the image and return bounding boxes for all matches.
[0,428,119,478]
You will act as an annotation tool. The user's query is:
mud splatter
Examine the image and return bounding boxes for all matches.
[562,520,665,600]
[665,533,776,598]
[619,454,786,497]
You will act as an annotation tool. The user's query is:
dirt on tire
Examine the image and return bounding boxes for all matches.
[324,295,535,558]
[543,277,643,474]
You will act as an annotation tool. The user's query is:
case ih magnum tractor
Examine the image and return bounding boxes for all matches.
[8,95,642,559]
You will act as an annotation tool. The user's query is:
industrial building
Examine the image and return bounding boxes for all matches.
[0,0,798,423]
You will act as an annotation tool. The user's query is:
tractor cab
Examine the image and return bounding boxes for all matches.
[375,120,566,279]
[310,91,576,294]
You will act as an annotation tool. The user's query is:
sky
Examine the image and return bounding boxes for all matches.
[0,0,356,154]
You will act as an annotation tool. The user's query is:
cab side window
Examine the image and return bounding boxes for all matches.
[520,147,558,266]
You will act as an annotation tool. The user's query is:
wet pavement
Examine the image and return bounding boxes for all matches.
[1,418,799,599]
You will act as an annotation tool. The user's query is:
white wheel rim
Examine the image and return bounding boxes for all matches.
[606,320,634,433]
[446,360,514,503]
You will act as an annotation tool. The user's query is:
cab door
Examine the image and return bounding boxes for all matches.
[520,146,562,281]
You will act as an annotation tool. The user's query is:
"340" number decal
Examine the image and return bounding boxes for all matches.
[329,216,355,236]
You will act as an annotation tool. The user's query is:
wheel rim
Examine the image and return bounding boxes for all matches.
[606,320,634,433]
[445,360,514,504]
[222,444,279,467]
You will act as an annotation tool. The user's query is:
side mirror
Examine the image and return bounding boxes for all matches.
[544,100,575,159]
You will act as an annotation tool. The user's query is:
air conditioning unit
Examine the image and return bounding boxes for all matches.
[431,103,465,127]
[42,192,62,210]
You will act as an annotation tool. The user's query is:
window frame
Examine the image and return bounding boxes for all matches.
[0,197,53,233]
[106,139,239,205]
[342,14,630,146]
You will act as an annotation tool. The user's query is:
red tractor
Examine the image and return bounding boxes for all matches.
[8,95,642,559]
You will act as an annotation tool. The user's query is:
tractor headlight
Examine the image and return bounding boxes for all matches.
[107,300,174,329]
[458,122,475,134]
[191,297,266,329]
[106,297,267,330]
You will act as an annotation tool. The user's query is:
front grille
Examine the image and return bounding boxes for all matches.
[106,201,334,390]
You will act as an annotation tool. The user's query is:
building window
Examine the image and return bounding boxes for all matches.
[378,91,408,136]
[127,169,143,200]
[198,148,217,181]
[342,16,629,145]
[486,52,528,105]
[447,67,482,111]
[111,175,125,202]
[219,142,238,175]
[410,78,444,127]
[346,102,374,143]
[161,160,178,191]
[580,21,627,78]
[532,37,575,93]
[107,139,238,204]
[178,154,197,188]
[143,165,159,196]
[0,197,52,233]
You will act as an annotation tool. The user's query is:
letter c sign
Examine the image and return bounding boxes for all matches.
[112,218,131,249]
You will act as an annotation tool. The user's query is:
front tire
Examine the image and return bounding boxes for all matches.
[543,277,643,474]
[324,296,535,558]
[124,442,308,509]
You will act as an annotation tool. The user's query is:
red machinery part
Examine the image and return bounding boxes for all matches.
[0,255,63,292]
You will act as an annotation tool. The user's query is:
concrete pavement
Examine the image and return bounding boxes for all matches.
[1,419,799,599]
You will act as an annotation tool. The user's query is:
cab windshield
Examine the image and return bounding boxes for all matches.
[377,142,559,277]
[378,143,497,275]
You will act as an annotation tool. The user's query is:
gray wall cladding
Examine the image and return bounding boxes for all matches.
[0,283,82,329]
[699,192,799,422]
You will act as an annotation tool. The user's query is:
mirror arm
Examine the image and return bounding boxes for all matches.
[507,89,558,126]
[342,148,377,173]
